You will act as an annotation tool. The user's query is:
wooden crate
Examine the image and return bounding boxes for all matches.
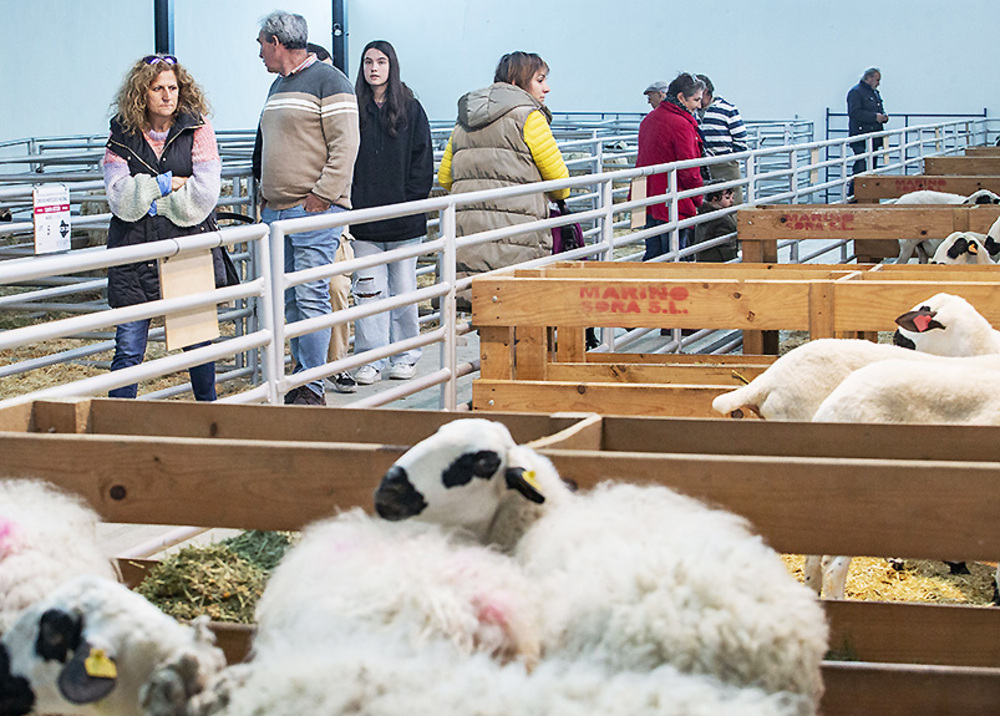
[853,173,1000,203]
[737,203,1000,264]
[471,261,1000,405]
[965,146,1000,157]
[1,399,998,715]
[925,155,1000,176]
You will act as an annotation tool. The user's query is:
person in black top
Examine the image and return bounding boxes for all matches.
[847,67,888,177]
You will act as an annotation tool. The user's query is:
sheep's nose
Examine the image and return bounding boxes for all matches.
[374,466,427,521]
[892,330,916,350]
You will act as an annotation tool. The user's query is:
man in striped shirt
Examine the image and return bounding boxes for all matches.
[256,10,359,406]
[696,75,747,204]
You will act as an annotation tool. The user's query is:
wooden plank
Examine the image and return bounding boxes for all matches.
[820,662,1000,716]
[540,449,1000,560]
[582,352,776,367]
[514,326,547,381]
[472,277,813,330]
[965,146,1000,157]
[925,155,1000,176]
[546,362,768,386]
[597,416,1000,463]
[478,325,514,380]
[807,282,835,339]
[831,281,1000,331]
[540,261,848,280]
[0,400,36,432]
[824,600,1000,668]
[555,326,585,362]
[30,398,93,434]
[4,432,1000,560]
[75,401,576,446]
[853,173,1000,202]
[474,380,733,418]
[117,557,156,589]
[207,622,255,665]
[738,204,1000,241]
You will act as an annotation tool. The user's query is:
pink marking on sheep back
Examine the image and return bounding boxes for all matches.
[0,518,22,558]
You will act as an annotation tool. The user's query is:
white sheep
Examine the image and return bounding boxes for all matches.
[0,574,226,716]
[374,419,829,705]
[253,508,541,667]
[892,292,1000,356]
[189,636,815,716]
[808,359,1000,600]
[893,188,1000,263]
[929,231,995,265]
[0,478,118,635]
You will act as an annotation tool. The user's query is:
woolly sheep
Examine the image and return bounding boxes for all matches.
[929,231,995,265]
[894,189,1000,263]
[0,574,226,716]
[253,508,541,667]
[0,478,118,635]
[808,359,1000,600]
[892,292,1000,356]
[374,419,829,704]
[188,635,814,716]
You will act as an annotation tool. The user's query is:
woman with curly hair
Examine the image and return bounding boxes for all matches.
[102,54,223,400]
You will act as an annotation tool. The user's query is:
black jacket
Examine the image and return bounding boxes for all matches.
[846,81,885,137]
[105,113,220,308]
[349,95,433,242]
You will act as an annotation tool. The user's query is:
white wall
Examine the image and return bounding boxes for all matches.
[1,0,996,144]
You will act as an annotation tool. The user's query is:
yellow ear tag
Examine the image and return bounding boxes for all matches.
[84,649,118,679]
[522,470,541,492]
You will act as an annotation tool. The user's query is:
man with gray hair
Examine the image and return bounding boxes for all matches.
[256,10,359,405]
[847,67,888,178]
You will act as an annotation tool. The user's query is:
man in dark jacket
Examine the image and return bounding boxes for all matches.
[847,67,888,177]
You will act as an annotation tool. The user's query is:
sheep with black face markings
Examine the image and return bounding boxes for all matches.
[894,188,1000,263]
[374,419,828,705]
[0,478,118,635]
[929,231,995,265]
[892,292,1000,356]
[0,575,225,716]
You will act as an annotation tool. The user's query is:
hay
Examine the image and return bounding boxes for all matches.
[781,554,996,606]
[135,543,268,623]
[222,530,296,571]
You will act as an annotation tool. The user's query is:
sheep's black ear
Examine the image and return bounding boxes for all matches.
[57,642,117,705]
[894,307,943,333]
[946,237,969,259]
[505,467,546,504]
[975,194,994,204]
[35,609,82,663]
[985,236,1000,255]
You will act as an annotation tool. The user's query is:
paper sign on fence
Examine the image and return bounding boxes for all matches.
[630,176,647,230]
[158,250,220,351]
[33,183,71,254]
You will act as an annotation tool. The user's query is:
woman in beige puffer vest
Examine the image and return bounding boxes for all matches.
[438,52,569,299]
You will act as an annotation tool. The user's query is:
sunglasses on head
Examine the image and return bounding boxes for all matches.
[143,55,177,66]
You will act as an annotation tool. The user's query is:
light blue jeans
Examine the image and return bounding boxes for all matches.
[263,203,344,396]
[351,238,422,372]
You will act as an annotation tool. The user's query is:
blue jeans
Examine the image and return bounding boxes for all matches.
[351,238,422,372]
[263,203,344,397]
[643,217,669,261]
[109,319,216,400]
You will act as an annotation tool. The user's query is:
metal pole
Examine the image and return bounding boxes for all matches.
[439,204,457,411]
[153,0,175,55]
[332,0,348,75]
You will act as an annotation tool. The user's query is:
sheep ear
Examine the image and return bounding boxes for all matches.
[35,609,81,663]
[505,467,545,504]
[57,642,117,705]
[895,308,941,332]
[947,238,968,260]
[985,236,1000,254]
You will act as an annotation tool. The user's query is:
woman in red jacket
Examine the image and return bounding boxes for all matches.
[636,72,706,260]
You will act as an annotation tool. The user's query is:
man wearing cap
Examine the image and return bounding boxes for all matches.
[643,81,667,110]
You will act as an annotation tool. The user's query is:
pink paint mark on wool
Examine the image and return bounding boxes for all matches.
[0,518,22,558]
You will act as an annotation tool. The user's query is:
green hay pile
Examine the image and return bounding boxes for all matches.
[135,543,268,623]
[222,530,296,571]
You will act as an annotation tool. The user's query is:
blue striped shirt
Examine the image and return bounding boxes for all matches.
[698,96,748,156]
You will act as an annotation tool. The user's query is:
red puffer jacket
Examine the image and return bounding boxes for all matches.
[636,101,704,221]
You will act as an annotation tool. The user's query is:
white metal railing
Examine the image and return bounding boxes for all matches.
[0,117,994,408]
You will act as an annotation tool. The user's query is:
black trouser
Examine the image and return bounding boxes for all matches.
[850,135,883,176]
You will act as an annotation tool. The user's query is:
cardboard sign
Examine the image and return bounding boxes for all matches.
[158,249,219,351]
[32,183,71,254]
[630,176,647,229]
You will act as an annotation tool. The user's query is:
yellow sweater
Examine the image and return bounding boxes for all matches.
[438,109,569,200]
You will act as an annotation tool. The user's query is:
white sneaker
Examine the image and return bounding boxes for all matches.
[354,365,381,385]
[389,363,418,380]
